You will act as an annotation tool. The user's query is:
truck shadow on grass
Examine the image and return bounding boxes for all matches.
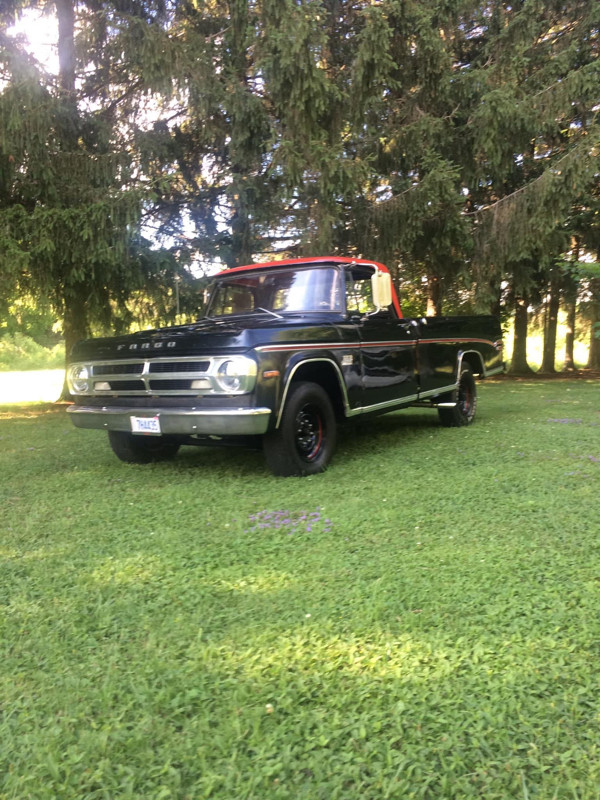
[171,411,450,476]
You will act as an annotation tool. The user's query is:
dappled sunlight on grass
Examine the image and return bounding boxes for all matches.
[212,570,295,594]
[179,626,593,717]
[0,545,69,562]
[0,401,67,419]
[87,553,168,586]
[4,597,45,619]
[192,628,462,683]
[0,369,64,404]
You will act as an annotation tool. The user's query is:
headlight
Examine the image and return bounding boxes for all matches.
[214,357,257,394]
[67,364,90,394]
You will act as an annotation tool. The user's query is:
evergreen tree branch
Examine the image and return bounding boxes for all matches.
[466,131,599,218]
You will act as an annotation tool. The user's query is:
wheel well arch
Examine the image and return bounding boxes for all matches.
[459,350,485,378]
[277,358,347,427]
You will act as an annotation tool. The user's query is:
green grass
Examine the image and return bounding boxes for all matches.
[1,381,600,799]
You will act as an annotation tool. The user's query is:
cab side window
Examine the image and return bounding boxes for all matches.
[345,271,376,314]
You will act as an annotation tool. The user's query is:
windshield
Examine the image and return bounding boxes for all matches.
[205,266,343,318]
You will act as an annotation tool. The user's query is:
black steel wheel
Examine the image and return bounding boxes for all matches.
[108,431,180,464]
[263,381,337,476]
[438,365,477,427]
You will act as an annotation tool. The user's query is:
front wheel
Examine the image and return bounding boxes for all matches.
[263,381,337,476]
[108,431,180,464]
[438,365,477,427]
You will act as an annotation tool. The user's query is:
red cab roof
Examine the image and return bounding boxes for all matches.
[217,256,402,317]
[220,256,392,275]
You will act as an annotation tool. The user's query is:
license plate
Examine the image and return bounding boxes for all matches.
[130,415,161,435]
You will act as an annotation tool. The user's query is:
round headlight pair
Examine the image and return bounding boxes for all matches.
[214,357,256,394]
[68,364,90,394]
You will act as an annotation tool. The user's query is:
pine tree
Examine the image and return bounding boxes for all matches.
[464,1,599,370]
[0,0,181,373]
[151,0,375,266]
[2,0,597,375]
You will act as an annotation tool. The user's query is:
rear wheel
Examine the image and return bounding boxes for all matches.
[438,365,477,427]
[263,381,337,476]
[108,431,180,464]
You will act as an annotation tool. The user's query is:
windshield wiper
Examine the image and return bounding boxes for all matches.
[193,316,238,326]
[255,307,283,319]
[207,308,284,321]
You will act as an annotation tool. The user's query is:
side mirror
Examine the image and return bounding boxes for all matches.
[371,270,392,310]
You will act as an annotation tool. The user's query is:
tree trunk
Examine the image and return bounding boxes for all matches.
[426,275,442,316]
[510,293,534,374]
[587,278,600,369]
[60,286,90,400]
[56,0,76,93]
[588,304,600,369]
[541,274,560,373]
[563,298,576,371]
[487,278,502,318]
[56,0,79,402]
[229,180,253,267]
[563,243,580,372]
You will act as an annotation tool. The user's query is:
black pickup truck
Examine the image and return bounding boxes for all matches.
[67,257,503,475]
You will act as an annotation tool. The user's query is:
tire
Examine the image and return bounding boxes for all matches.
[107,431,180,464]
[438,364,477,427]
[263,381,337,476]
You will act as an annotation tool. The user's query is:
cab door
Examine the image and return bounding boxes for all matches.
[357,313,418,409]
[344,265,418,410]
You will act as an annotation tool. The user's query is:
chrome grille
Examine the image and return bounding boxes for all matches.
[89,357,214,396]
[93,363,143,376]
[151,361,210,373]
[148,379,194,391]
[108,380,146,391]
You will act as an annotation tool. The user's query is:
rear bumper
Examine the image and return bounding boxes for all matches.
[67,405,272,436]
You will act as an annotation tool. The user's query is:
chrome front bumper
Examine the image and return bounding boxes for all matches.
[67,405,272,436]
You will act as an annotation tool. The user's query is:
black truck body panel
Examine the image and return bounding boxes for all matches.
[66,258,503,473]
[69,313,502,424]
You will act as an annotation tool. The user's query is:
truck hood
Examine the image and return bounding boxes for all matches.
[70,315,342,361]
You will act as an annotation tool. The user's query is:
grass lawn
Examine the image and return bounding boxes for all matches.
[1,380,600,799]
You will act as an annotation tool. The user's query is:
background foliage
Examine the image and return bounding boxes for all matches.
[0,0,599,372]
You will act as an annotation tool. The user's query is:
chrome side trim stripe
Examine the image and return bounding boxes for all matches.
[419,337,498,347]
[257,336,499,353]
[417,384,457,400]
[346,394,420,417]
[257,341,418,353]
